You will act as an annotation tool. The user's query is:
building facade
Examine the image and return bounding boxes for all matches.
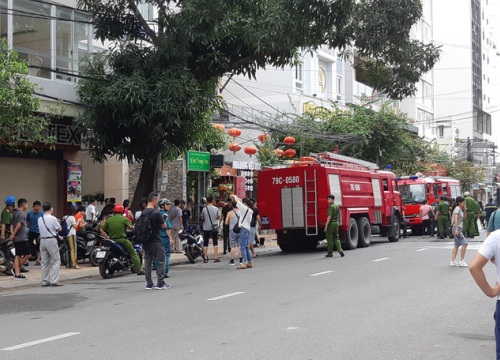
[0,0,128,215]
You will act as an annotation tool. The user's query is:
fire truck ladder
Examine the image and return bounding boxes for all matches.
[304,169,318,236]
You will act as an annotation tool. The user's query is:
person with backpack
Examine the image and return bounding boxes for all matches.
[225,200,242,265]
[63,206,80,269]
[137,192,168,290]
[100,204,144,275]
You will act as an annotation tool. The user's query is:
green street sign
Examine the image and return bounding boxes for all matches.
[187,151,211,172]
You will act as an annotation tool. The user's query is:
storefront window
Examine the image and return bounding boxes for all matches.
[74,11,90,78]
[56,7,72,81]
[56,7,90,82]
[13,0,52,79]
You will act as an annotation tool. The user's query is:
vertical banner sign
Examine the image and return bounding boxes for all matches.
[234,177,247,198]
[66,161,82,202]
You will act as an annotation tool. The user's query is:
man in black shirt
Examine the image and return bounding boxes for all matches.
[221,199,232,254]
[142,192,168,290]
[180,200,191,229]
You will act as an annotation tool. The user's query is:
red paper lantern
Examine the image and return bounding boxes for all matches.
[284,136,295,145]
[228,127,242,138]
[244,145,257,157]
[228,142,241,154]
[284,148,296,158]
[258,133,269,142]
[273,149,285,157]
[213,123,225,132]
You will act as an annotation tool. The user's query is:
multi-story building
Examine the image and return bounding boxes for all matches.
[398,0,435,142]
[431,0,497,163]
[0,0,127,215]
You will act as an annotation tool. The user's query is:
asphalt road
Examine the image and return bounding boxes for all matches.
[0,234,497,360]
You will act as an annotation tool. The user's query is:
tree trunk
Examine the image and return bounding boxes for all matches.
[131,157,159,211]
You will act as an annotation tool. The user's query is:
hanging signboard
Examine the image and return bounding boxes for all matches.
[187,151,210,172]
[66,160,82,202]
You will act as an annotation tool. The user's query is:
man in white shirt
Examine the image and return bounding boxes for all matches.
[85,198,97,222]
[37,202,63,287]
[470,230,500,358]
[230,194,253,269]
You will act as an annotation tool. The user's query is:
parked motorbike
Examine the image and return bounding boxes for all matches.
[59,231,105,267]
[0,239,15,276]
[180,226,204,263]
[97,238,142,279]
[85,232,106,266]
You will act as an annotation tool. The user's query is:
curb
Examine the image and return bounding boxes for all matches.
[0,240,279,291]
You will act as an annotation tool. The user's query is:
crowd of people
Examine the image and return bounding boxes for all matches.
[0,192,265,286]
[413,192,499,268]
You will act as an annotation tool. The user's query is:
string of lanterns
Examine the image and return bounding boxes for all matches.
[212,124,296,158]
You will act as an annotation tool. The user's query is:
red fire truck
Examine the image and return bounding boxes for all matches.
[257,153,403,252]
[397,175,460,234]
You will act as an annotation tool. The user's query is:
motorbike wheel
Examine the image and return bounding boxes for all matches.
[59,245,68,266]
[185,246,196,264]
[99,253,115,279]
[89,248,101,267]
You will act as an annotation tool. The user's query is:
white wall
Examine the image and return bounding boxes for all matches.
[432,0,474,140]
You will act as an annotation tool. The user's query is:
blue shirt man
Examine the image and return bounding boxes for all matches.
[157,198,173,277]
[26,201,43,261]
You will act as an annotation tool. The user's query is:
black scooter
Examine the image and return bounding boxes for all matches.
[180,226,204,263]
[59,231,105,267]
[0,239,15,275]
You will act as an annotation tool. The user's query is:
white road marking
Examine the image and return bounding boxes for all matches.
[309,271,334,277]
[416,248,428,252]
[1,332,81,351]
[287,327,298,331]
[206,292,245,301]
[373,257,390,262]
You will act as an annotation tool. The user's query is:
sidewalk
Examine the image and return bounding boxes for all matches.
[0,235,278,290]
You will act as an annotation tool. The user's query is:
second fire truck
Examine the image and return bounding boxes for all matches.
[397,175,461,235]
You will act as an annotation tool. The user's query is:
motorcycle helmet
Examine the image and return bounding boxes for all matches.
[113,204,124,213]
[158,198,171,207]
[5,196,15,206]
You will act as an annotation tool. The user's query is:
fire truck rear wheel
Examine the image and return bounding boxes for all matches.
[388,215,401,242]
[356,217,371,248]
[343,218,359,250]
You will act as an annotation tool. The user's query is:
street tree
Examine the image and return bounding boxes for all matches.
[76,0,440,207]
[0,40,54,150]
[261,102,430,173]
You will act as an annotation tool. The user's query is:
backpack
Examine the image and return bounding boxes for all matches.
[135,209,155,244]
[58,216,72,237]
[427,207,435,219]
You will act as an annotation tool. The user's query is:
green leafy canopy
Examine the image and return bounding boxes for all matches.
[77,0,439,164]
[0,40,55,150]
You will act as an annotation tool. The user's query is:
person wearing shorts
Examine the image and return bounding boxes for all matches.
[201,196,221,263]
[450,196,468,267]
[225,202,241,265]
[9,198,31,279]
